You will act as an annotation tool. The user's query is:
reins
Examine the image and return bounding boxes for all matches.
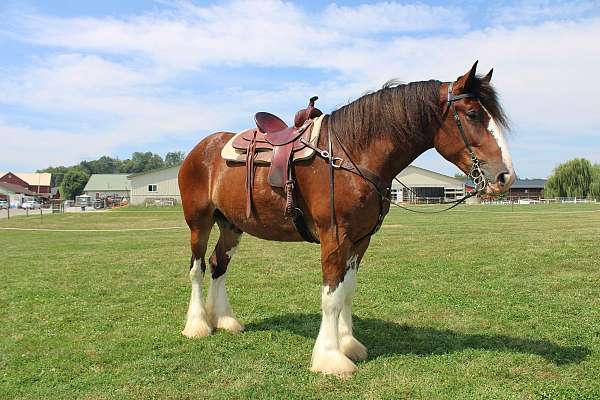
[331,128,477,215]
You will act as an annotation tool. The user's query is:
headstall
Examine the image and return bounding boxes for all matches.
[446,82,488,193]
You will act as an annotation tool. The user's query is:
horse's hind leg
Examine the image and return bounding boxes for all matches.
[206,218,244,333]
[182,216,214,338]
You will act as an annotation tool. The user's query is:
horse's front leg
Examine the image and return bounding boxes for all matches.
[338,252,368,362]
[311,236,369,376]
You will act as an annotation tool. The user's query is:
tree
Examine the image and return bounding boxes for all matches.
[165,151,185,167]
[145,153,164,171]
[60,169,89,200]
[544,158,594,198]
[590,164,600,199]
[37,166,70,187]
[119,159,135,173]
[130,152,164,173]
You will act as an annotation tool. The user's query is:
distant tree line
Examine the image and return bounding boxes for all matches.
[545,158,600,199]
[38,151,186,200]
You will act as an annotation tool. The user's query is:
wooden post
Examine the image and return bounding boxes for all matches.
[39,174,42,224]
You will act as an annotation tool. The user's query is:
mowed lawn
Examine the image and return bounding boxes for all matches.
[1,204,599,399]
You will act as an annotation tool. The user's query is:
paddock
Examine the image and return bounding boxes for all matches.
[1,204,599,399]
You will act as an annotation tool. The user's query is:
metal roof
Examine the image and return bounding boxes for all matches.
[0,172,51,186]
[395,165,466,187]
[127,164,181,178]
[462,177,546,189]
[83,174,131,191]
[511,178,547,189]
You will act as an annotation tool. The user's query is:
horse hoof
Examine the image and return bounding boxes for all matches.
[310,350,357,377]
[340,336,367,361]
[215,316,244,333]
[181,317,213,338]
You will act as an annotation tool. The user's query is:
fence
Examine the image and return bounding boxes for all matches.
[144,197,177,207]
[482,197,599,205]
[391,195,599,206]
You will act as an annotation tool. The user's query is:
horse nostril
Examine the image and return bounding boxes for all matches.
[497,172,509,186]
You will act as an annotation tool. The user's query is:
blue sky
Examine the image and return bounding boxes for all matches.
[1,0,599,178]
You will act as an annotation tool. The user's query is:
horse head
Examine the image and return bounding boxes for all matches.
[434,61,515,197]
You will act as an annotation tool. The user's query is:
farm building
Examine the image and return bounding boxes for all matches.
[128,166,181,205]
[391,165,466,203]
[83,174,130,200]
[507,178,546,200]
[0,172,52,199]
[0,181,39,207]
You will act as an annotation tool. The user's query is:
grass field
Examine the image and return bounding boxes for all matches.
[1,204,599,399]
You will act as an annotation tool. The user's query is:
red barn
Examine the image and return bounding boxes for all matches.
[0,172,53,200]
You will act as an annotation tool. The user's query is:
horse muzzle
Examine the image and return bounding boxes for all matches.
[481,170,515,198]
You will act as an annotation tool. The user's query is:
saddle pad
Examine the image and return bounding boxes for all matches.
[221,114,324,164]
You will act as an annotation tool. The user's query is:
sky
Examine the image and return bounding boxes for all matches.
[1,0,599,178]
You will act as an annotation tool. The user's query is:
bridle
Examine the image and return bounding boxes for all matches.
[445,82,488,193]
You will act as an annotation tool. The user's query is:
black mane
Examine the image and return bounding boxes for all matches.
[329,76,509,150]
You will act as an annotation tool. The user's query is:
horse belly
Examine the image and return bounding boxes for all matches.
[212,163,308,242]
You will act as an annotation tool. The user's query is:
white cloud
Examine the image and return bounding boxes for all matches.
[322,2,466,34]
[494,0,600,24]
[1,1,599,176]
[0,119,112,168]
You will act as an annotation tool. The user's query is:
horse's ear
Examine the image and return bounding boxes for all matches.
[482,68,493,84]
[455,60,478,93]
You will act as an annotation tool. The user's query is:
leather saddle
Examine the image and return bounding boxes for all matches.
[230,96,323,241]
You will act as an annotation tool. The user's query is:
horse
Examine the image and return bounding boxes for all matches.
[177,61,515,376]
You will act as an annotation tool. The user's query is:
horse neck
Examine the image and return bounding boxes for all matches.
[334,122,435,184]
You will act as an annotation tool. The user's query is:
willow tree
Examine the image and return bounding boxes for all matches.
[544,158,595,198]
[590,164,600,199]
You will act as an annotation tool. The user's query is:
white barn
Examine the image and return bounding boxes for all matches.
[128,166,181,205]
[83,174,130,200]
[391,165,466,203]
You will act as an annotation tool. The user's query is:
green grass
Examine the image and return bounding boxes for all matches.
[1,204,599,399]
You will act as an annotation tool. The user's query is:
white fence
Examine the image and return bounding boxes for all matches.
[482,197,599,205]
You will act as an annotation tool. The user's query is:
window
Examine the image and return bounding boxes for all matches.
[148,184,158,192]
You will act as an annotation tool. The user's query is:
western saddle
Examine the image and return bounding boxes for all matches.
[231,96,323,242]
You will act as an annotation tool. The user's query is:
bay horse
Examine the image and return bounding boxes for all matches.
[178,62,515,376]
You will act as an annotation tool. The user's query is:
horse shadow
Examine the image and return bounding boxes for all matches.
[245,313,589,365]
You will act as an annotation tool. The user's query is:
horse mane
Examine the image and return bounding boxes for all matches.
[329,76,509,150]
[471,77,510,131]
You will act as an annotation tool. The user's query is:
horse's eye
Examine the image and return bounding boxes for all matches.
[466,111,479,121]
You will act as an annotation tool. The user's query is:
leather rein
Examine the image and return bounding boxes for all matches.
[299,82,488,242]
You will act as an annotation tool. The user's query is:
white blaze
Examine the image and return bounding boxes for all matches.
[488,117,514,176]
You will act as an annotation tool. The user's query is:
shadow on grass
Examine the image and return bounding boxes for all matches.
[246,313,589,365]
